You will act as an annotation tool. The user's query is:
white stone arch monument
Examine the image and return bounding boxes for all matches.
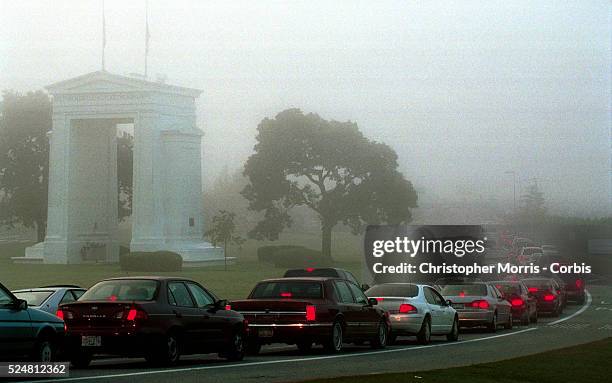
[20,71,223,265]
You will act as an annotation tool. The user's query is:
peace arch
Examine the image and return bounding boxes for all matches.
[17,71,223,265]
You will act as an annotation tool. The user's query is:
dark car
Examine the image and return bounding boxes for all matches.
[521,278,564,316]
[283,268,367,290]
[0,282,65,361]
[491,280,538,325]
[59,277,247,367]
[232,277,389,354]
[439,282,512,332]
[556,270,586,304]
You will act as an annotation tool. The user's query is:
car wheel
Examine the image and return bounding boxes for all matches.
[417,317,431,345]
[487,312,497,333]
[146,333,181,366]
[370,320,388,349]
[222,330,245,361]
[70,351,92,369]
[446,317,459,342]
[32,338,55,362]
[246,340,262,355]
[296,341,313,353]
[324,321,343,353]
[504,313,513,329]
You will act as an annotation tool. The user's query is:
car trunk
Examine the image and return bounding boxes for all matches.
[445,296,483,310]
[61,301,139,329]
[231,299,319,324]
[368,297,411,314]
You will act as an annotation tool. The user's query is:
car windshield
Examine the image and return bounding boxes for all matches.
[366,284,418,297]
[80,280,159,301]
[12,291,54,306]
[441,284,487,296]
[251,281,323,299]
[284,269,338,278]
[493,284,520,297]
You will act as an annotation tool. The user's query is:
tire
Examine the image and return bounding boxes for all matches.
[70,351,92,369]
[416,317,431,345]
[487,312,498,333]
[146,332,180,366]
[446,317,459,342]
[504,313,513,330]
[576,294,585,305]
[370,320,388,349]
[296,341,313,353]
[246,340,261,355]
[222,330,245,361]
[32,338,55,362]
[323,321,343,353]
[387,333,398,345]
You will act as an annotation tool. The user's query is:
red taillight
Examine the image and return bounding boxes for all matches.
[280,292,292,298]
[470,300,490,309]
[306,305,316,321]
[56,309,64,320]
[306,268,315,272]
[511,298,524,307]
[576,279,583,289]
[459,291,465,297]
[225,304,232,311]
[56,309,73,320]
[528,287,538,293]
[399,303,417,313]
[108,295,118,301]
[544,294,555,302]
[375,297,384,302]
[126,308,148,321]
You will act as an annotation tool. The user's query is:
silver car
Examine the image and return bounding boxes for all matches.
[365,283,458,345]
[12,285,86,316]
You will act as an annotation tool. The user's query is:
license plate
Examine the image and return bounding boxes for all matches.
[81,336,102,347]
[452,303,464,309]
[258,328,273,337]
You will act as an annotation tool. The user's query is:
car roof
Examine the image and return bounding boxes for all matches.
[259,277,341,283]
[40,285,83,289]
[101,276,194,282]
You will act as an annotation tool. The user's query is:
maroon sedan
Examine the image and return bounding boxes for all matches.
[521,278,563,317]
[59,277,247,367]
[492,280,538,325]
[232,277,389,354]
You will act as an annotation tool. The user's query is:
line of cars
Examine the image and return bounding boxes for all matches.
[0,266,586,367]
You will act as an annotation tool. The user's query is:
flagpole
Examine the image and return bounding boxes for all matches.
[102,0,106,71]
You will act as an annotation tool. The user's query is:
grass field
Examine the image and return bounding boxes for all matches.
[0,231,363,299]
[299,337,612,383]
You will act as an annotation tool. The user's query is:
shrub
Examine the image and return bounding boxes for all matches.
[120,251,182,272]
[257,245,331,268]
[257,245,306,264]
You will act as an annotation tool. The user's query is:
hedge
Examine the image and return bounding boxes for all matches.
[120,251,182,272]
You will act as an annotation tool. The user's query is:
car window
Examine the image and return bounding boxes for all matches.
[80,280,158,301]
[347,282,368,305]
[168,282,195,307]
[430,288,446,305]
[72,290,85,300]
[186,283,215,307]
[334,281,355,304]
[0,287,14,306]
[12,291,53,306]
[441,284,487,296]
[60,291,76,304]
[250,281,324,299]
[344,271,360,286]
[366,284,419,298]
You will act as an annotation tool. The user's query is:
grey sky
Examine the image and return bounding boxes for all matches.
[1,0,610,217]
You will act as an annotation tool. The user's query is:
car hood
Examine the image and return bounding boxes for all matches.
[28,307,63,323]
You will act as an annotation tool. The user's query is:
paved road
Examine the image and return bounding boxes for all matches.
[25,285,612,383]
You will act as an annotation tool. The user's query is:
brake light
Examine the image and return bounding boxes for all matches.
[399,303,417,313]
[108,295,118,302]
[511,298,524,307]
[306,268,315,272]
[56,309,73,320]
[225,304,232,311]
[126,308,148,321]
[528,287,538,293]
[544,294,555,302]
[375,297,384,302]
[280,292,292,298]
[459,291,465,297]
[470,300,490,309]
[576,279,583,289]
[306,305,316,321]
[56,309,64,320]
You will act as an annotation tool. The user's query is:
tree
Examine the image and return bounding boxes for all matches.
[117,132,134,221]
[204,210,245,270]
[0,91,51,242]
[519,181,547,219]
[242,108,418,259]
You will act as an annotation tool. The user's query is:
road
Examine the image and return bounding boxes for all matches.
[25,285,612,383]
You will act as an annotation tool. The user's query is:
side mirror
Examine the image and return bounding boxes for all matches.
[361,284,370,292]
[13,299,27,310]
[368,297,378,306]
[446,300,453,306]
[215,299,229,310]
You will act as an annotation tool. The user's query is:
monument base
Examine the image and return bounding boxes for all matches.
[130,240,228,267]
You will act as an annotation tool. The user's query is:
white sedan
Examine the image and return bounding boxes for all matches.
[365,283,459,345]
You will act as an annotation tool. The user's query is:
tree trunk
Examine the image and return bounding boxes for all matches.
[321,223,333,261]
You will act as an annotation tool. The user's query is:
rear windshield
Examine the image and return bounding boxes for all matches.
[80,280,159,301]
[522,280,552,289]
[441,284,487,296]
[366,284,418,298]
[251,281,323,299]
[13,291,54,306]
[493,283,520,297]
[284,269,338,278]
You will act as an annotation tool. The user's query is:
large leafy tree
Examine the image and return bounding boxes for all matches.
[242,109,418,259]
[0,91,134,242]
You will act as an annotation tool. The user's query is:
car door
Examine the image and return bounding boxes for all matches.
[332,281,360,338]
[423,287,446,334]
[426,287,454,333]
[185,282,225,346]
[167,281,204,351]
[347,281,378,336]
[491,285,510,319]
[0,284,34,358]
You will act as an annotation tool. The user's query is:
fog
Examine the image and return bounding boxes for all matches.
[1,0,610,218]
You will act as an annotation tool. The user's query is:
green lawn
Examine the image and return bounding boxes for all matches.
[299,337,612,383]
[0,236,363,299]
